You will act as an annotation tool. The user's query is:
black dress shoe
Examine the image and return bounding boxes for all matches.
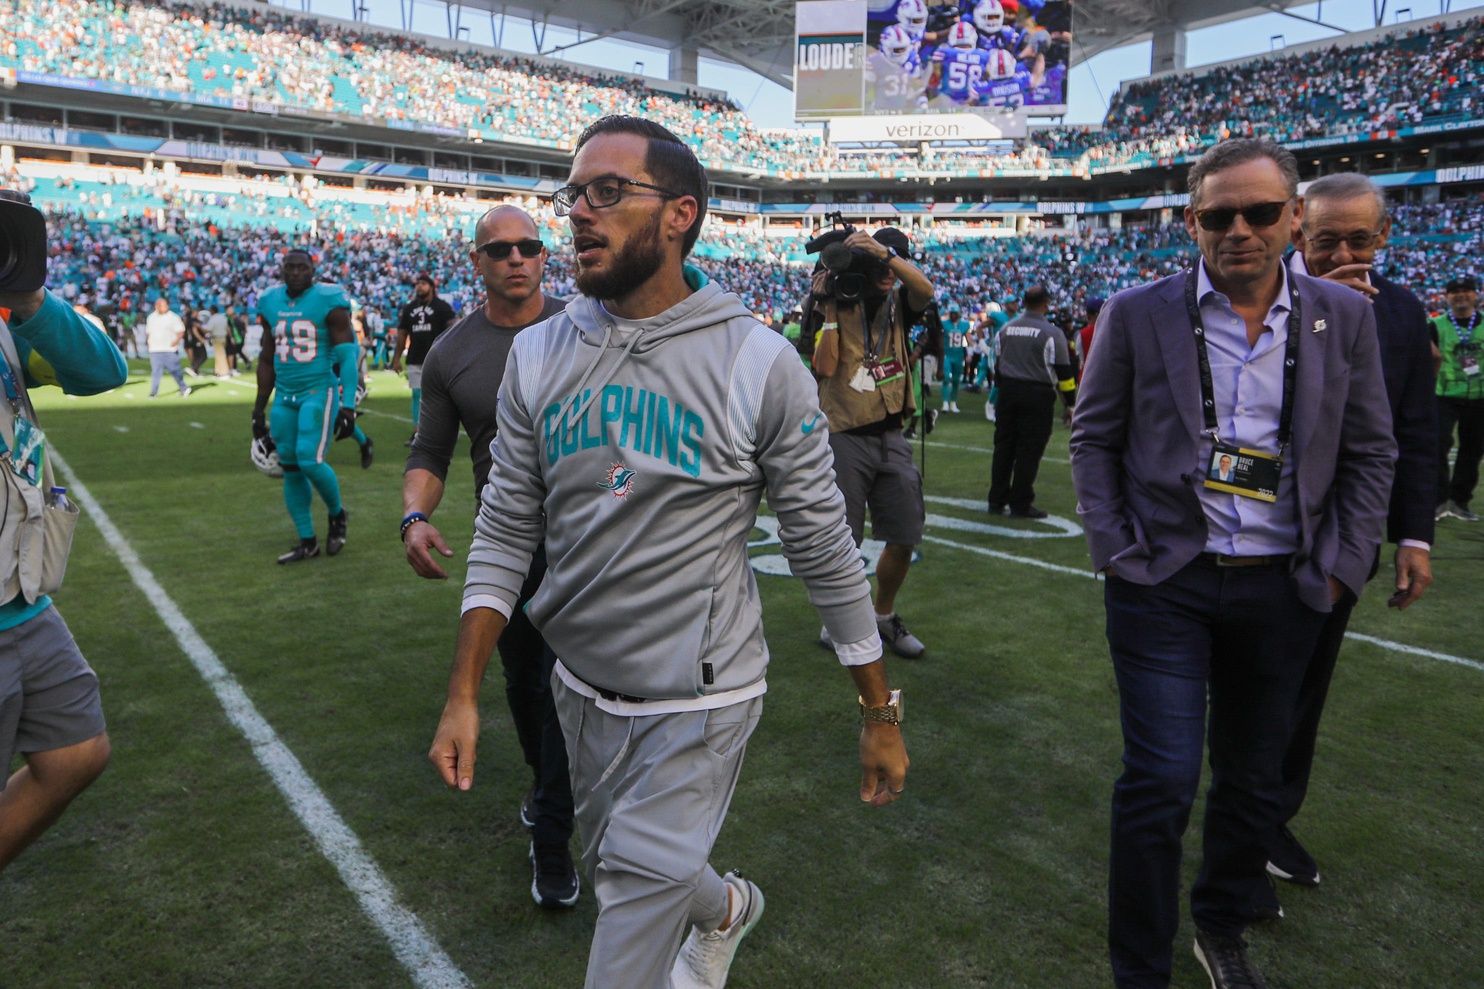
[1266,824,1320,886]
[1194,930,1270,989]
[1009,505,1049,519]
[987,501,1006,515]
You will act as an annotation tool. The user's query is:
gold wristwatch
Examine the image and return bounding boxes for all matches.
[859,689,903,726]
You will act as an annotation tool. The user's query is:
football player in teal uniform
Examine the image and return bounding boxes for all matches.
[251,250,359,563]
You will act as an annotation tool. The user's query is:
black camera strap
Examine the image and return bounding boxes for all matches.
[1183,267,1301,452]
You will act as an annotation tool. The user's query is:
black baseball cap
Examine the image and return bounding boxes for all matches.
[1445,276,1478,293]
[872,227,911,258]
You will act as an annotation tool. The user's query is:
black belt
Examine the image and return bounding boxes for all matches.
[570,669,649,704]
[1199,552,1292,569]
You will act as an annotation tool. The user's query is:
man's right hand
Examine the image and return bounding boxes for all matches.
[859,723,909,807]
[429,697,481,791]
[1318,263,1379,300]
[251,411,268,439]
[404,519,454,579]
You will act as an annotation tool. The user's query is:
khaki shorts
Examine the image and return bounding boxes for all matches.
[0,606,106,787]
[827,429,925,546]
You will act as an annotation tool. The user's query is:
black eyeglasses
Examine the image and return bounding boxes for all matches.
[476,239,545,260]
[551,177,682,217]
[1193,200,1292,231]
[1303,229,1384,253]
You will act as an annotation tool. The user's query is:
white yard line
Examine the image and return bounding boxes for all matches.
[918,529,1483,672]
[50,448,472,989]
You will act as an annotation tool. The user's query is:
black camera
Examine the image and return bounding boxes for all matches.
[0,189,49,294]
[805,211,886,304]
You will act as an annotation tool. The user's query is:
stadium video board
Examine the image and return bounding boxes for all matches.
[795,0,1072,139]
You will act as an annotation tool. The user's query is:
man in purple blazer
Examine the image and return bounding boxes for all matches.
[1070,139,1397,989]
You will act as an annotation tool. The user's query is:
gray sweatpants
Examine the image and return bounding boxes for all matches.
[552,674,763,989]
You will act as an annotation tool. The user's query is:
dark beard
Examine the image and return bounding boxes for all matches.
[576,210,665,300]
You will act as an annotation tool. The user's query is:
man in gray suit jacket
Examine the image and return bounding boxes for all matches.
[1070,139,1396,989]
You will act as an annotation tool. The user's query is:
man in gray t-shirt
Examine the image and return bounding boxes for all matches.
[401,206,577,909]
[987,285,1077,518]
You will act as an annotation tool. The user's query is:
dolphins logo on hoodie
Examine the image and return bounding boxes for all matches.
[598,462,636,499]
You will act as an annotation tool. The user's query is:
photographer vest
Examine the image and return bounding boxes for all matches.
[0,316,75,604]
[811,280,915,433]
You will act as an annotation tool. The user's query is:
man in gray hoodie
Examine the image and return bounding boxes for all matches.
[428,116,910,989]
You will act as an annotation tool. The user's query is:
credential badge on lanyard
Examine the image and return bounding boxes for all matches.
[1185,269,1300,504]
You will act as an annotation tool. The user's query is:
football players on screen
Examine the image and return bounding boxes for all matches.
[251,250,359,564]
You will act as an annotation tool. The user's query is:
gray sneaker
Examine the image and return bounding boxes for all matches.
[1436,501,1454,521]
[876,613,926,658]
[671,871,764,989]
[1449,501,1480,522]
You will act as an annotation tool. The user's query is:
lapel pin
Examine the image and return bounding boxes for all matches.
[1312,318,1327,333]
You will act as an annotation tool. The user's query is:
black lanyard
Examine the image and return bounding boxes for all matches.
[1184,268,1302,453]
[860,290,897,361]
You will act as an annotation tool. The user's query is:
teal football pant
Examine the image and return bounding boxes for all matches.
[271,386,344,539]
[941,348,965,403]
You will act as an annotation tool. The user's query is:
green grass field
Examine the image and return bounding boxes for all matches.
[2,363,1481,989]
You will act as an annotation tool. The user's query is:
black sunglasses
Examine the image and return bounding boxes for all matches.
[1193,200,1291,232]
[476,239,545,260]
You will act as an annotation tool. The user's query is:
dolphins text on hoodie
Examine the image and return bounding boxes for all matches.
[463,282,880,701]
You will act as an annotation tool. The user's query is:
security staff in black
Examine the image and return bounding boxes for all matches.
[391,273,456,445]
[987,285,1076,518]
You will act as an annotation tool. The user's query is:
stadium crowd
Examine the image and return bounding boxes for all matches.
[33,168,1482,337]
[1,0,1478,177]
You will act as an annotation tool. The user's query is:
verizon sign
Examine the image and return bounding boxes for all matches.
[828,112,1025,144]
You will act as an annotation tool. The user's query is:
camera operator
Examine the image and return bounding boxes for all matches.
[0,189,127,874]
[806,224,937,658]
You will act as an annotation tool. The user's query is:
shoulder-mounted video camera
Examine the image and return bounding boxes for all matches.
[804,211,889,305]
[0,189,48,294]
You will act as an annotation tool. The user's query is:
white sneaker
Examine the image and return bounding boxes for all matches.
[671,872,764,989]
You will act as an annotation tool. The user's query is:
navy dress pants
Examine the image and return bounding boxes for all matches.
[1103,556,1327,988]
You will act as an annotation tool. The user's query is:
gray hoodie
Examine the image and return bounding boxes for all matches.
[463,280,878,700]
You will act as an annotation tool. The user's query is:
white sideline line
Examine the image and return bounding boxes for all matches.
[919,530,1484,672]
[1342,632,1484,673]
[921,533,1092,578]
[49,449,472,989]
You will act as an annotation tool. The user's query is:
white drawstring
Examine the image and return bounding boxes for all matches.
[594,715,635,788]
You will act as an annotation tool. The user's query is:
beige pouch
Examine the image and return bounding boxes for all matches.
[37,457,77,596]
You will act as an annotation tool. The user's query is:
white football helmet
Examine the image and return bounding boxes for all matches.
[985,48,1018,78]
[973,0,1005,33]
[251,435,284,478]
[879,24,915,65]
[947,20,978,50]
[896,0,928,33]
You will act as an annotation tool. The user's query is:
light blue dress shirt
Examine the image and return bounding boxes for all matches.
[1194,260,1301,556]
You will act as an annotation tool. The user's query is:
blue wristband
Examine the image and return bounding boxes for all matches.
[400,511,429,541]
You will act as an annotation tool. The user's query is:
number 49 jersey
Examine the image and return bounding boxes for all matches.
[256,282,351,395]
